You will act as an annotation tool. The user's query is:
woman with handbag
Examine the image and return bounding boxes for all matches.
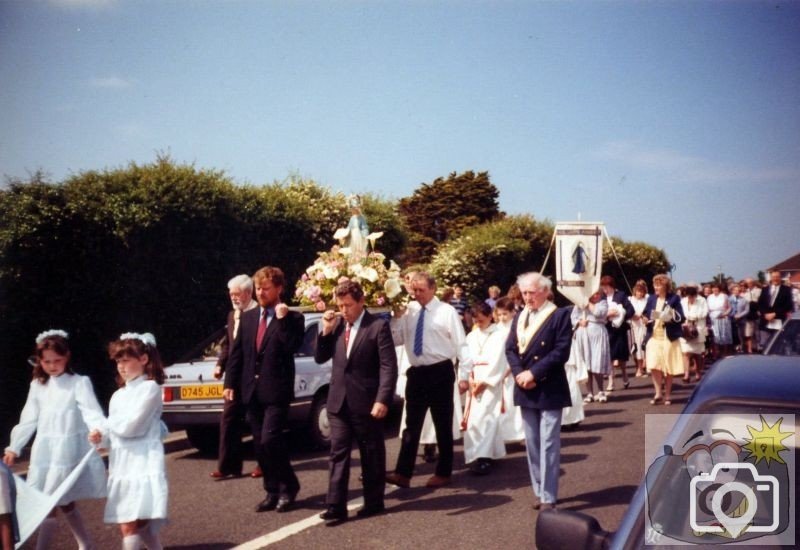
[679,285,708,383]
[643,274,685,406]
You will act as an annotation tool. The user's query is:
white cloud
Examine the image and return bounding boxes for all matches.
[88,76,134,89]
[593,140,798,185]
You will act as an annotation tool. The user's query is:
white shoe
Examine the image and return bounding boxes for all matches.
[596,392,608,403]
[583,394,594,403]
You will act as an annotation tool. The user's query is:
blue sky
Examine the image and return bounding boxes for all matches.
[1,0,798,284]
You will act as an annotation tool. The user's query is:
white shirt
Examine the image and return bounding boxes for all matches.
[391,297,472,369]
[345,310,366,358]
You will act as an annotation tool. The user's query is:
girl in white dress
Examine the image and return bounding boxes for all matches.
[3,330,106,550]
[494,297,525,443]
[628,281,649,377]
[459,303,508,475]
[89,333,168,550]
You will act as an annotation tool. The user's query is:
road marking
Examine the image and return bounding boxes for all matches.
[230,497,365,549]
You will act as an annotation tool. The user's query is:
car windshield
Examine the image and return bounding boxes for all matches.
[765,319,800,356]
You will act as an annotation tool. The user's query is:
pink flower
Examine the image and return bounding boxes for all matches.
[376,296,386,306]
[338,276,351,284]
[295,287,303,297]
[315,300,326,311]
[316,271,326,281]
[301,273,309,282]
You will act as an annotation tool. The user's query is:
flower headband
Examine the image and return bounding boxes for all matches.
[119,332,157,347]
[35,329,69,344]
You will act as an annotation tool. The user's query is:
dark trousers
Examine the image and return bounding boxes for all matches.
[217,397,245,475]
[395,361,455,478]
[327,401,386,509]
[247,401,299,497]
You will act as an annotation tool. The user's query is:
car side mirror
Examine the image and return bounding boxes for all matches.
[536,509,610,550]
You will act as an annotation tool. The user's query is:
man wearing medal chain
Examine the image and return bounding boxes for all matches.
[505,272,572,510]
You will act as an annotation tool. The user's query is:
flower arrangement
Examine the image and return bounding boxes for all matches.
[295,244,404,310]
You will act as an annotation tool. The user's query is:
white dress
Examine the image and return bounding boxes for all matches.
[102,376,168,524]
[562,343,587,426]
[5,374,107,505]
[460,325,508,464]
[498,322,525,443]
[628,295,648,360]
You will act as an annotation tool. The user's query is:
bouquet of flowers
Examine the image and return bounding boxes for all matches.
[295,244,404,311]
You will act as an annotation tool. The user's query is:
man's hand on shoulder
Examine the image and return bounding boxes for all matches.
[275,303,289,319]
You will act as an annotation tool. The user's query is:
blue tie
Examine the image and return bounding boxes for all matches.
[414,306,426,356]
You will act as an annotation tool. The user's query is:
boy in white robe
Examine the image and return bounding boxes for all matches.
[459,303,507,475]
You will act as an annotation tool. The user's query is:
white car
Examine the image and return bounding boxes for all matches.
[161,311,332,453]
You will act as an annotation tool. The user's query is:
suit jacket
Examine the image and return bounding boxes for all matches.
[224,307,305,406]
[505,306,572,410]
[315,311,398,416]
[643,293,684,342]
[217,310,236,373]
[757,284,794,328]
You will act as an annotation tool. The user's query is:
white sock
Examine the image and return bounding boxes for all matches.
[35,518,58,550]
[138,521,163,550]
[122,533,142,550]
[64,508,95,550]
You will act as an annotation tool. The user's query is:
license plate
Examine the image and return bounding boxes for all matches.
[180,384,224,400]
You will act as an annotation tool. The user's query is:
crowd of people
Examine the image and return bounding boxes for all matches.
[3,264,797,547]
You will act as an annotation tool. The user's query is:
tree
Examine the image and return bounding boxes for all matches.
[398,171,501,264]
[429,215,554,299]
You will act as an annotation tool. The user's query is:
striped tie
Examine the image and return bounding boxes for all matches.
[413,306,426,356]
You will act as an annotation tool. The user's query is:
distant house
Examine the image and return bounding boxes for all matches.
[767,252,800,287]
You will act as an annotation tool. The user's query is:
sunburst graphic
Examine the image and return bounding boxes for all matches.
[742,415,792,466]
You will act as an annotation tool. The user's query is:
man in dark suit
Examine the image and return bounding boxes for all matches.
[223,266,305,513]
[315,281,398,525]
[757,270,794,348]
[505,272,572,511]
[210,274,258,480]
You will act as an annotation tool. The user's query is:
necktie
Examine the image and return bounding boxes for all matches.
[256,309,267,350]
[414,306,426,356]
[523,309,531,329]
[345,323,352,355]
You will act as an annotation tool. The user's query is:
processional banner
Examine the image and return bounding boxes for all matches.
[554,222,604,307]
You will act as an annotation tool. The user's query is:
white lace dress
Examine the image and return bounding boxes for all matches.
[5,374,107,505]
[101,376,168,524]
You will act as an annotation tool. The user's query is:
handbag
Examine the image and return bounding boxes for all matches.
[681,320,699,340]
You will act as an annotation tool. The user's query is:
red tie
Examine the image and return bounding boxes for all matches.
[344,323,352,355]
[256,309,267,350]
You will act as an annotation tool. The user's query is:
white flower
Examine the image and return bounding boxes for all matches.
[362,267,379,283]
[339,247,352,256]
[384,278,402,299]
[349,263,364,276]
[323,265,340,280]
[366,231,384,248]
[388,260,401,273]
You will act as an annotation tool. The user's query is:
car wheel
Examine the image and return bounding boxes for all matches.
[308,392,331,449]
[185,426,219,455]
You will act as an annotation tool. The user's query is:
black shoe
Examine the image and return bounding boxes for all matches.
[422,444,437,463]
[255,494,279,512]
[469,459,492,476]
[319,506,348,525]
[356,504,385,518]
[276,490,299,513]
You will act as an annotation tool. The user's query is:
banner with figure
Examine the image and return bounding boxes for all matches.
[13,449,97,549]
[554,222,604,307]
